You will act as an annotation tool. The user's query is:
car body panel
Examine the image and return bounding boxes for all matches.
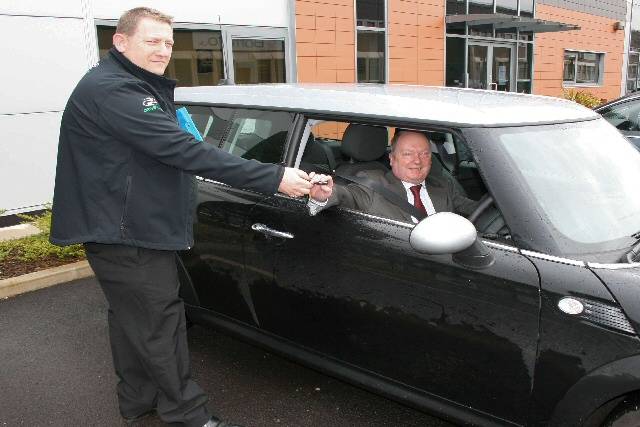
[174,84,640,426]
[246,194,540,425]
[523,257,640,425]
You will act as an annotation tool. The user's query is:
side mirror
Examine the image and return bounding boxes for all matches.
[410,212,495,269]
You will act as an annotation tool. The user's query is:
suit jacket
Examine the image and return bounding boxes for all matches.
[325,170,478,223]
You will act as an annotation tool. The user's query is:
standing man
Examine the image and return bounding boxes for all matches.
[50,7,311,427]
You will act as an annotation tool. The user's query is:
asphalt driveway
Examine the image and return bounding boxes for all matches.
[0,277,455,427]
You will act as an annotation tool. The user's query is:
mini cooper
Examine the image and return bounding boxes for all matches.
[175,84,640,427]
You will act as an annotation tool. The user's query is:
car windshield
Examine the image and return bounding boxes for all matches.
[494,119,640,253]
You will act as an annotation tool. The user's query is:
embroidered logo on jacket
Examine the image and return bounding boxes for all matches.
[142,97,162,113]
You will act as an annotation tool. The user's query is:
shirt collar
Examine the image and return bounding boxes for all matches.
[401,180,426,190]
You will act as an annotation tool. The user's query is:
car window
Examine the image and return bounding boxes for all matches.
[600,101,640,131]
[177,105,295,164]
[297,119,508,237]
[494,119,640,251]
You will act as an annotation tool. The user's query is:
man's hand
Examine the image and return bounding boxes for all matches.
[309,172,334,202]
[279,167,312,198]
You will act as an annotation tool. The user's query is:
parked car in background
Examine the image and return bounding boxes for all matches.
[595,92,640,149]
[175,84,640,427]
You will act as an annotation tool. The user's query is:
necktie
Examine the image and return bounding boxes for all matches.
[410,185,427,215]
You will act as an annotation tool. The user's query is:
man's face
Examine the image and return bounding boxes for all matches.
[389,132,432,185]
[114,17,173,75]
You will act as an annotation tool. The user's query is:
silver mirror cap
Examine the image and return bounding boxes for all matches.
[410,212,477,254]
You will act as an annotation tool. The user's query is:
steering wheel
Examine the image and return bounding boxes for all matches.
[468,193,494,224]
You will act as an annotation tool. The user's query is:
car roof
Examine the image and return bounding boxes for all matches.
[175,83,598,127]
[595,92,640,111]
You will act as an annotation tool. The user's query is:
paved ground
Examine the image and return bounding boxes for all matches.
[0,278,455,427]
[0,223,40,241]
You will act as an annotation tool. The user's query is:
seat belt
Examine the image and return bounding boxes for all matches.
[335,173,427,221]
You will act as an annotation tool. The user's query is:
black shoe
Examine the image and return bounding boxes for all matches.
[203,416,244,427]
[122,409,156,425]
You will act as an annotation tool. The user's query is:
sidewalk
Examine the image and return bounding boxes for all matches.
[0,223,41,242]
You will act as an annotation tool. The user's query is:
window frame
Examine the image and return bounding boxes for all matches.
[563,49,605,87]
[355,0,388,83]
[175,104,298,166]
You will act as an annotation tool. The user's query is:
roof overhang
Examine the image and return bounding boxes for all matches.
[445,13,580,33]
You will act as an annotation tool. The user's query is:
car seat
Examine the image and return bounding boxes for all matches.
[335,124,389,177]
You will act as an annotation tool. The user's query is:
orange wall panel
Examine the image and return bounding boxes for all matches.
[388,0,445,85]
[296,0,444,85]
[295,0,355,83]
[534,4,624,102]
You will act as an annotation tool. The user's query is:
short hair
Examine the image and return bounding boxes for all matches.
[115,7,173,36]
[390,129,430,153]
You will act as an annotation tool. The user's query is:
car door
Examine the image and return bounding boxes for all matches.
[246,124,542,425]
[177,105,297,324]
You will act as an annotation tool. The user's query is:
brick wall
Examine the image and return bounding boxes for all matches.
[295,0,356,83]
[534,3,625,101]
[387,0,445,84]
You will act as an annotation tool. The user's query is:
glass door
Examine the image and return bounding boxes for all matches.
[492,46,512,91]
[468,43,515,91]
[468,44,489,89]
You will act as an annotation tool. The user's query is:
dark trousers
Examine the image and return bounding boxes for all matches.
[84,243,210,427]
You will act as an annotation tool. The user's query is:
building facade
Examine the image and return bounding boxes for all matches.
[0,0,632,213]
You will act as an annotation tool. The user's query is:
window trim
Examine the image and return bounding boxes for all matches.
[563,49,605,87]
[355,0,388,84]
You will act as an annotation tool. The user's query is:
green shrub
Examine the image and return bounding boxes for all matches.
[0,210,84,262]
[562,89,604,109]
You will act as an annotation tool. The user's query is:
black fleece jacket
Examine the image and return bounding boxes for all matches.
[50,48,284,250]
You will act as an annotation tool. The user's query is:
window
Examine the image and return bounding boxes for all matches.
[563,51,603,85]
[97,25,290,86]
[176,106,295,164]
[232,39,286,84]
[97,26,224,86]
[517,43,532,93]
[356,0,386,83]
[628,1,640,93]
[599,101,640,132]
[496,0,518,15]
[446,38,466,87]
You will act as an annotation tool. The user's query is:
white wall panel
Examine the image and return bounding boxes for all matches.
[0,16,89,115]
[92,0,289,28]
[0,112,61,213]
[0,0,83,17]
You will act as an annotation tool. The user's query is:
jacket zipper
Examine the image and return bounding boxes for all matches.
[120,175,132,238]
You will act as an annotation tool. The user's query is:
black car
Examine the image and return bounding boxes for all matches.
[596,92,640,149]
[175,84,640,427]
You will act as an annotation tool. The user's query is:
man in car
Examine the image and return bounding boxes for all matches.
[308,129,477,222]
[50,7,312,427]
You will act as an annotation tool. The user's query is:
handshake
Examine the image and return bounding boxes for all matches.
[278,167,334,202]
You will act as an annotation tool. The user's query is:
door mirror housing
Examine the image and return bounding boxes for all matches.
[410,212,495,269]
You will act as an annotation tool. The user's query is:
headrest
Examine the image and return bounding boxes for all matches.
[341,124,388,162]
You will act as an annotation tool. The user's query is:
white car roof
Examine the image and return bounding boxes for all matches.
[175,83,598,127]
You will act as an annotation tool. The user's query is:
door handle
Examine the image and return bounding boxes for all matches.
[251,223,294,239]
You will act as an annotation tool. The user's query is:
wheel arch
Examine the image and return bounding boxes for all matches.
[549,354,640,426]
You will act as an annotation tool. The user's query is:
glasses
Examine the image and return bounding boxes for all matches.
[399,150,430,159]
